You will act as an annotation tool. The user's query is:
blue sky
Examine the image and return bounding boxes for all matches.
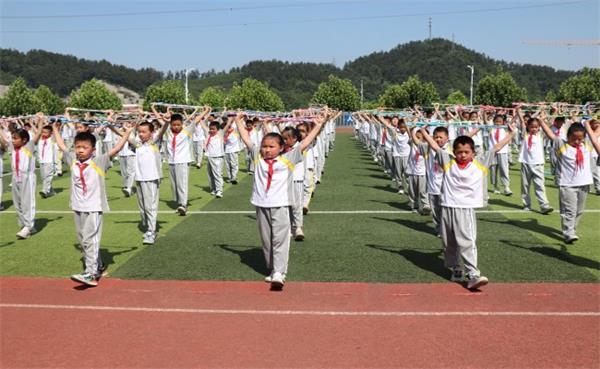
[1,0,598,73]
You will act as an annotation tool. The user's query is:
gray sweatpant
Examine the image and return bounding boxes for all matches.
[256,206,292,274]
[225,152,239,182]
[119,156,136,191]
[558,185,589,238]
[440,206,480,279]
[407,175,429,211]
[521,163,550,209]
[136,180,159,234]
[207,156,224,193]
[169,163,189,207]
[193,140,205,167]
[429,194,442,235]
[303,169,315,208]
[74,211,104,275]
[245,148,254,174]
[39,163,54,195]
[12,175,36,229]
[593,162,600,193]
[290,181,304,231]
[393,156,409,191]
[490,152,510,190]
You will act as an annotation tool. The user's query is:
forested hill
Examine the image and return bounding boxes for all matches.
[0,49,163,96]
[2,39,575,107]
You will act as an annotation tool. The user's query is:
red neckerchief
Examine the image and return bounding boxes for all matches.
[205,132,216,149]
[264,158,276,192]
[42,138,48,159]
[14,147,20,178]
[76,162,89,195]
[456,159,472,170]
[574,144,584,171]
[527,133,534,151]
[171,131,179,159]
[494,128,500,142]
[224,128,234,142]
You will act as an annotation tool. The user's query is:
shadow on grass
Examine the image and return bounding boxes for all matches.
[481,217,564,242]
[371,216,436,236]
[113,219,167,233]
[354,183,398,194]
[217,244,269,276]
[36,216,63,233]
[369,199,410,211]
[0,199,14,210]
[487,197,522,210]
[366,244,448,280]
[500,239,600,270]
[72,244,139,273]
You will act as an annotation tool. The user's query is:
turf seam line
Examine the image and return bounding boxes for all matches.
[0,209,599,215]
[1,303,599,317]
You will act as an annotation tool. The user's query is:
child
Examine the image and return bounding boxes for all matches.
[37,124,57,198]
[423,126,451,236]
[52,121,133,286]
[589,119,600,195]
[192,114,207,168]
[297,122,315,215]
[131,121,163,245]
[281,126,306,241]
[199,116,226,198]
[517,112,553,214]
[235,111,327,290]
[223,116,241,184]
[488,115,513,195]
[10,114,43,239]
[407,126,430,214]
[540,114,595,243]
[152,105,197,215]
[391,119,410,194]
[420,122,516,290]
[0,121,11,211]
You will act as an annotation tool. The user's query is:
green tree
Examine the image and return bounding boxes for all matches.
[445,90,469,105]
[198,87,227,108]
[378,75,439,108]
[227,78,285,111]
[143,80,186,111]
[34,85,66,115]
[544,90,557,103]
[312,75,360,111]
[557,68,600,104]
[1,77,41,116]
[68,78,122,110]
[475,71,527,107]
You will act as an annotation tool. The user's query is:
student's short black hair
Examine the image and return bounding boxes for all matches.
[493,115,506,122]
[42,125,53,132]
[12,129,30,143]
[296,122,310,132]
[554,116,566,124]
[526,117,541,126]
[433,126,449,136]
[282,126,300,141]
[567,122,585,138]
[74,131,96,147]
[139,121,154,132]
[209,121,220,129]
[262,132,285,147]
[453,135,475,152]
[170,113,183,122]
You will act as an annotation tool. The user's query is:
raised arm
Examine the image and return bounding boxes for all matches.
[234,112,253,150]
[52,122,69,153]
[108,125,135,159]
[492,122,517,153]
[31,113,45,144]
[584,120,600,155]
[419,126,440,152]
[538,111,557,141]
[299,115,326,152]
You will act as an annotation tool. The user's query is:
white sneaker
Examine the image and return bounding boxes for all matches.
[210,191,216,196]
[16,227,35,239]
[270,272,285,289]
[467,275,489,290]
[398,189,405,194]
[294,228,305,241]
[216,191,223,198]
[264,272,273,283]
[565,235,579,244]
[523,206,532,212]
[493,189,501,194]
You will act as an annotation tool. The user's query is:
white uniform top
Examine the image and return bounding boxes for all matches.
[250,145,304,208]
[37,137,56,164]
[61,124,75,141]
[193,122,206,142]
[393,131,410,157]
[360,121,370,135]
[204,130,225,157]
[291,142,305,181]
[224,127,241,154]
[407,143,426,176]
[518,132,545,165]
[438,150,494,208]
[11,140,36,183]
[164,125,193,164]
[472,125,484,147]
[102,129,113,143]
[553,138,593,187]
[134,138,162,181]
[425,143,451,195]
[305,145,315,170]
[66,153,111,212]
[118,132,136,157]
[369,122,378,141]
[488,126,509,154]
[382,127,394,151]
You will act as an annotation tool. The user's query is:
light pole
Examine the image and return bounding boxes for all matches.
[467,65,474,105]
[185,68,196,104]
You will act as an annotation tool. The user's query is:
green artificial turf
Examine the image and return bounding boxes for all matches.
[1,133,599,282]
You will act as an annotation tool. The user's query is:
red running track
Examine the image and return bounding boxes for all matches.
[1,277,599,369]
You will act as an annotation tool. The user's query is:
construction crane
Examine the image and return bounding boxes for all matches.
[522,39,600,47]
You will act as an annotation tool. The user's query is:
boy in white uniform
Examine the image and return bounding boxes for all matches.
[199,117,226,198]
[223,116,241,184]
[38,125,57,198]
[488,115,512,195]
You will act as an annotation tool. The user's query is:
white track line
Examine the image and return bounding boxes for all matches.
[1,209,599,215]
[1,303,598,317]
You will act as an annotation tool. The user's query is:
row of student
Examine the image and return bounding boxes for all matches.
[0,108,338,289]
[353,109,600,289]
